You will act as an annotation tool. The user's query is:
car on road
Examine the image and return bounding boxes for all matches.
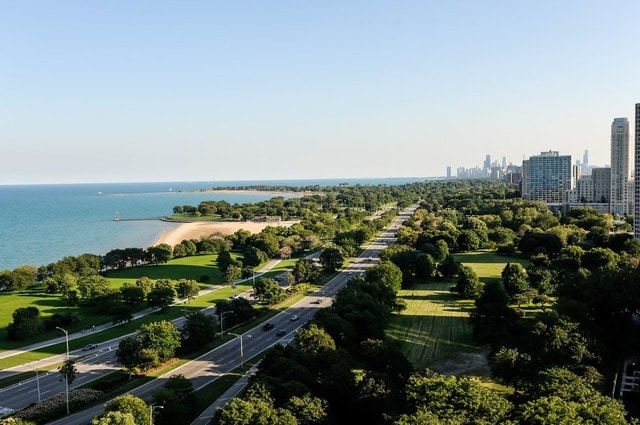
[275,330,286,337]
[311,299,323,304]
[262,323,275,331]
[290,315,300,321]
[82,343,98,351]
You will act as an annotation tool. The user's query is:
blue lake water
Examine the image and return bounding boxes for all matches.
[0,178,428,270]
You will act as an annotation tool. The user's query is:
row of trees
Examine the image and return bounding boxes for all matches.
[90,375,196,425]
[6,277,201,340]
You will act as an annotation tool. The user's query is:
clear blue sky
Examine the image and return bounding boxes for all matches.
[1,1,638,184]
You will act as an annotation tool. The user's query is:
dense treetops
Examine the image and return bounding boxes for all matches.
[4,179,640,423]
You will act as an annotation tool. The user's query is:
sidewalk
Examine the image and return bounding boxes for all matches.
[0,259,283,377]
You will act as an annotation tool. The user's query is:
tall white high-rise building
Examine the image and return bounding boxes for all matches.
[610,117,632,215]
[635,104,640,238]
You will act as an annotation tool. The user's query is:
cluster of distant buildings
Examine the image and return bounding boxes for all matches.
[448,103,640,238]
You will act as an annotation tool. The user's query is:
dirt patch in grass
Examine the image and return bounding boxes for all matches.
[428,346,491,377]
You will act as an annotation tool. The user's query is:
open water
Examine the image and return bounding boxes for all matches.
[0,178,428,270]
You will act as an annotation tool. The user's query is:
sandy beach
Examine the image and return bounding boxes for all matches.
[152,220,300,247]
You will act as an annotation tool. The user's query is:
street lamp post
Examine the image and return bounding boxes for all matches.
[228,332,250,368]
[150,404,164,425]
[35,366,41,402]
[219,310,234,339]
[56,327,70,414]
[183,287,188,315]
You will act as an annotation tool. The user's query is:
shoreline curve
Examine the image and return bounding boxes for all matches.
[151,220,300,247]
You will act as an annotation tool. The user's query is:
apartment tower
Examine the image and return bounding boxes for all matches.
[635,104,640,238]
[521,151,573,204]
[610,118,631,215]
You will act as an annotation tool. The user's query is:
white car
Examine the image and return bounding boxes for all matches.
[290,315,300,321]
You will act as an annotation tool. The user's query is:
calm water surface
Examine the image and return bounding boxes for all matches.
[0,178,428,270]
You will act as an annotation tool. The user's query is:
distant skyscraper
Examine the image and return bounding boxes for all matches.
[610,118,631,215]
[581,149,590,175]
[521,151,573,204]
[484,155,491,171]
[635,104,640,238]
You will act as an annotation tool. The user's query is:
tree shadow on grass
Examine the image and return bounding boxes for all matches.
[388,312,486,373]
[31,298,67,308]
[453,251,528,265]
[106,264,221,283]
[400,291,475,312]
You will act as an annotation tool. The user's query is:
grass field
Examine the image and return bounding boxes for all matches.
[388,250,528,376]
[453,250,528,282]
[0,253,296,353]
[104,254,224,286]
[388,281,482,372]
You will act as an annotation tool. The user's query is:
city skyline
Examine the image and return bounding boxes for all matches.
[2,1,639,185]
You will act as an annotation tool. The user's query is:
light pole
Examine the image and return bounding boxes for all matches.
[35,365,41,402]
[219,310,234,339]
[150,404,164,425]
[183,286,188,315]
[228,332,251,367]
[56,327,70,414]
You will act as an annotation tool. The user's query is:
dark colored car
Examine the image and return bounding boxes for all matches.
[276,330,286,337]
[262,323,275,331]
[82,343,98,351]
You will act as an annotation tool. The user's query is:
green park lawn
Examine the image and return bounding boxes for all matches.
[0,255,225,344]
[453,250,528,282]
[388,250,529,374]
[0,253,300,358]
[104,254,223,286]
[388,281,480,370]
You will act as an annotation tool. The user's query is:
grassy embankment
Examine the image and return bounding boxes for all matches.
[0,253,297,369]
[388,250,528,379]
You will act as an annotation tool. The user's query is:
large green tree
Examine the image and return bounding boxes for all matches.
[501,262,530,299]
[366,260,403,292]
[296,324,336,354]
[253,278,285,305]
[452,264,482,299]
[319,247,344,273]
[137,321,181,363]
[91,411,137,425]
[147,286,176,311]
[103,394,150,425]
[176,279,200,300]
[7,306,42,340]
[152,374,196,425]
[181,311,216,351]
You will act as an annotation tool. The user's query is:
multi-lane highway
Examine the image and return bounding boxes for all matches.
[3,207,414,424]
